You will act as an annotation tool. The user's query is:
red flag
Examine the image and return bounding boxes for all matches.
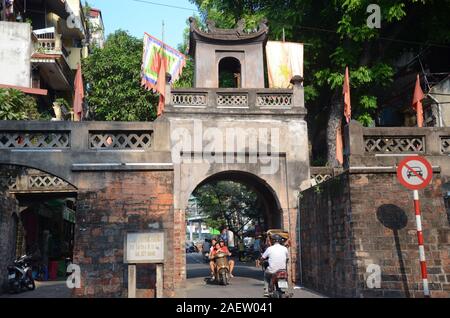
[73,63,84,121]
[343,67,351,123]
[412,74,424,128]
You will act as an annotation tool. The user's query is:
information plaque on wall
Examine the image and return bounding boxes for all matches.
[124,232,165,264]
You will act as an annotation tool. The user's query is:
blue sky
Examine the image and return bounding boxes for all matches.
[87,0,199,49]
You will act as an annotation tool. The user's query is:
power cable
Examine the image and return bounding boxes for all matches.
[131,0,199,12]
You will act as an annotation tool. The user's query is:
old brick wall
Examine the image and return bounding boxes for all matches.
[299,171,450,298]
[299,173,358,297]
[351,172,450,298]
[0,194,19,292]
[73,170,175,298]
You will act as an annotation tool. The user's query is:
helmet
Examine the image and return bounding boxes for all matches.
[271,234,283,244]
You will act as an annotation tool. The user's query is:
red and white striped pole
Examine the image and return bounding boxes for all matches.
[413,190,430,298]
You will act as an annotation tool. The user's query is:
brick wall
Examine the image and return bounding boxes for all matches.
[299,171,450,298]
[73,170,175,298]
[0,194,19,292]
[299,173,357,297]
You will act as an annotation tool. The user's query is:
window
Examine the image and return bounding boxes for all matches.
[218,57,241,88]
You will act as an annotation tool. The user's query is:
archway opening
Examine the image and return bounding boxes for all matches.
[0,165,77,289]
[219,57,242,88]
[184,171,282,293]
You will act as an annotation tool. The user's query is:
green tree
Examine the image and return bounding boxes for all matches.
[0,89,40,120]
[82,30,158,121]
[193,181,263,237]
[189,0,450,165]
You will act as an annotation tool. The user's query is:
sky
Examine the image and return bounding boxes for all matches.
[87,0,199,49]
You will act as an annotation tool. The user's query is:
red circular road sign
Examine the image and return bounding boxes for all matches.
[397,156,433,190]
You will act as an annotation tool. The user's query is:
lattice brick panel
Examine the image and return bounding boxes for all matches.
[217,94,248,107]
[0,132,70,148]
[257,94,293,107]
[172,93,207,106]
[312,174,332,185]
[364,137,424,153]
[89,132,153,150]
[29,175,69,189]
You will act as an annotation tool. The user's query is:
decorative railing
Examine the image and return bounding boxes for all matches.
[0,132,71,149]
[89,131,153,150]
[346,122,450,168]
[257,93,292,107]
[217,93,248,107]
[442,137,450,154]
[168,88,302,111]
[33,28,62,54]
[29,174,70,189]
[172,92,208,106]
[310,167,344,186]
[364,136,425,154]
[0,122,157,153]
[0,168,75,193]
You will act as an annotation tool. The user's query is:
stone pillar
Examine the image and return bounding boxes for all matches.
[291,76,305,109]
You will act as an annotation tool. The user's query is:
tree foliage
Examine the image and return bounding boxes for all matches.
[189,0,450,162]
[193,181,262,236]
[0,89,40,120]
[82,30,158,121]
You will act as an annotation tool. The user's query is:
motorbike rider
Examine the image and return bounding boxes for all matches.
[260,234,289,297]
[210,240,235,278]
[208,239,218,278]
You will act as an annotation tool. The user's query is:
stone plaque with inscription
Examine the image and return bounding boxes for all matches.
[124,232,165,263]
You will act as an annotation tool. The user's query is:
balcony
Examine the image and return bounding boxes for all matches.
[31,27,73,91]
[33,27,69,59]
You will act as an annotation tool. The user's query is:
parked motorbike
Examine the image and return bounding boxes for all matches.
[213,252,230,286]
[7,255,36,294]
[268,269,290,298]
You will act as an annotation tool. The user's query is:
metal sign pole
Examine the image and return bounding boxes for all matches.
[413,190,430,298]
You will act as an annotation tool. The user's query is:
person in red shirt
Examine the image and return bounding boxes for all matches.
[210,240,235,278]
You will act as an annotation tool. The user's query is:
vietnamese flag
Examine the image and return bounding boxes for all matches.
[412,74,425,128]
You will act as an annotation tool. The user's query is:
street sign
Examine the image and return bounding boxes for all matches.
[397,156,433,191]
[396,155,433,297]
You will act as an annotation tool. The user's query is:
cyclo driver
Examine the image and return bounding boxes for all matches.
[260,234,289,297]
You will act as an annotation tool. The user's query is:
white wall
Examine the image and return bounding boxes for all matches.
[0,22,31,87]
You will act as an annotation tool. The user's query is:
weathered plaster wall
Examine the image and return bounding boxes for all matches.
[0,22,31,87]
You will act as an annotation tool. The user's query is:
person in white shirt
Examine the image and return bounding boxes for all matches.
[227,227,235,249]
[261,234,289,296]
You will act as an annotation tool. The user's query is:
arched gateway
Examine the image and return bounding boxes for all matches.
[0,19,310,297]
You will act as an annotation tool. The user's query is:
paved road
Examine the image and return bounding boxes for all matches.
[175,253,324,298]
[1,254,324,298]
[0,280,71,298]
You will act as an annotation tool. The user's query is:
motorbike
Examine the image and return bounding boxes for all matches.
[268,269,290,298]
[213,252,230,286]
[7,255,36,294]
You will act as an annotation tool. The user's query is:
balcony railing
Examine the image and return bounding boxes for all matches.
[0,122,157,152]
[33,27,69,58]
[165,76,306,114]
[346,121,450,169]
